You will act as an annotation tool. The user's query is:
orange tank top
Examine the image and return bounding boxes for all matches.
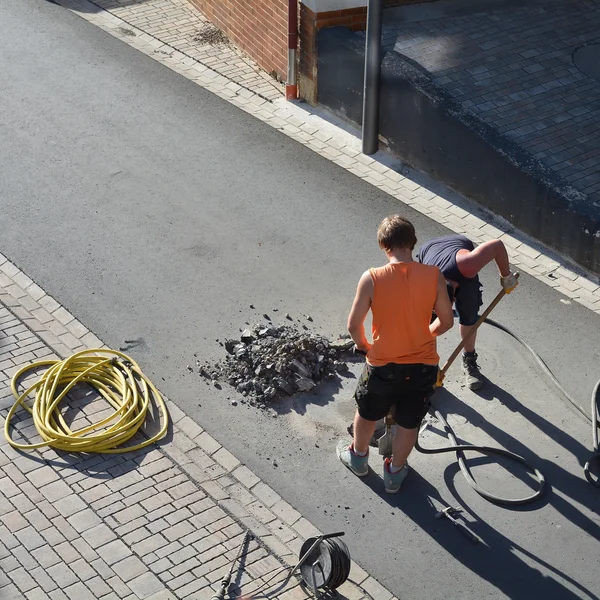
[367,262,439,367]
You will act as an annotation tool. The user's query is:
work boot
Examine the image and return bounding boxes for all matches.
[383,458,409,493]
[336,440,369,477]
[462,352,483,391]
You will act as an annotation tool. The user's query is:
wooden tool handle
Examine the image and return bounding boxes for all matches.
[436,274,519,386]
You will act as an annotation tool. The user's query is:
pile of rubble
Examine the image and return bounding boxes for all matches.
[197,323,355,405]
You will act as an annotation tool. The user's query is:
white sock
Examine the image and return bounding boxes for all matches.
[353,445,367,457]
[389,461,404,474]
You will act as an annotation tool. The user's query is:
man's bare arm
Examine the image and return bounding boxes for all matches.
[347,271,374,352]
[430,270,454,337]
[456,239,510,278]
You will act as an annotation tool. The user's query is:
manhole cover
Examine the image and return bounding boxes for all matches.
[573,44,600,80]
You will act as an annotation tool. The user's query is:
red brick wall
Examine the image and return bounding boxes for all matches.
[188,0,288,80]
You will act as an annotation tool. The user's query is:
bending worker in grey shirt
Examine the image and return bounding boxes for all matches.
[417,234,518,390]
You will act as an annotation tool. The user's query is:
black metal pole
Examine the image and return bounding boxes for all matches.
[362,0,383,155]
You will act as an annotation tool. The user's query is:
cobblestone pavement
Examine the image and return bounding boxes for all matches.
[381,0,600,201]
[0,257,388,599]
[83,0,283,102]
[53,0,600,317]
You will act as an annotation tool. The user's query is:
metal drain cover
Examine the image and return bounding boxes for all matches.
[573,44,600,80]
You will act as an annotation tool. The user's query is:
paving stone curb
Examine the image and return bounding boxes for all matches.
[53,0,600,317]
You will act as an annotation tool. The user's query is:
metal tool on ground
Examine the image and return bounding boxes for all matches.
[435,506,480,544]
[377,412,395,457]
[245,532,351,598]
[210,531,251,600]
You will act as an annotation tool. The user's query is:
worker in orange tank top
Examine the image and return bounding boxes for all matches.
[337,215,454,493]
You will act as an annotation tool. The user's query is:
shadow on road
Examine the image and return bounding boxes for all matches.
[362,467,596,600]
[345,382,600,600]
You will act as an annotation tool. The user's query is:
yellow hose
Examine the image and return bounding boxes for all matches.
[4,349,168,453]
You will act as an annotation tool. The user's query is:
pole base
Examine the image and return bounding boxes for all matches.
[285,84,298,101]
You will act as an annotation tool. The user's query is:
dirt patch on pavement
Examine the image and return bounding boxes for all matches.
[194,23,230,46]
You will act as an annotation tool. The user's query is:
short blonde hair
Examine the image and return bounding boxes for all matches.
[377,215,417,252]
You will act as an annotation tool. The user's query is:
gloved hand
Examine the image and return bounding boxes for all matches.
[501,272,519,294]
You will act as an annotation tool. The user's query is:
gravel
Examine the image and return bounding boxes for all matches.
[197,323,355,406]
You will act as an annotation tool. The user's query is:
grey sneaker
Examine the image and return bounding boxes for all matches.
[383,458,409,493]
[462,352,484,391]
[336,440,369,477]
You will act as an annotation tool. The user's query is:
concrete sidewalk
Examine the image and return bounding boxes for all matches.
[0,256,388,599]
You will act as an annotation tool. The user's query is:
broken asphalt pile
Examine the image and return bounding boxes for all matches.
[197,323,356,406]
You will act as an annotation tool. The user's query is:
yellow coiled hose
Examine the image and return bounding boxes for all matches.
[4,349,168,453]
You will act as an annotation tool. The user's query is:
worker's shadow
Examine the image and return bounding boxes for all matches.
[273,367,358,417]
[464,382,600,539]
[362,467,597,600]
[360,384,600,600]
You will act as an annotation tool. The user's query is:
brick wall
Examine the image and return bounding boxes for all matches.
[188,0,288,80]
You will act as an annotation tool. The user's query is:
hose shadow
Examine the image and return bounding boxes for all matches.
[439,386,600,542]
[361,469,597,600]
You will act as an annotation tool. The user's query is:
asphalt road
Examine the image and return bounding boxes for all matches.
[2,1,600,598]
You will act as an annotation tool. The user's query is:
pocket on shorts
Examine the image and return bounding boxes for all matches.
[354,365,372,409]
[415,365,439,396]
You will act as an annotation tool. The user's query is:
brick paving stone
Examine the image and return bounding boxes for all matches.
[106,575,134,598]
[54,494,87,518]
[23,509,52,532]
[232,465,260,489]
[12,544,39,569]
[84,523,116,549]
[251,482,281,508]
[176,415,204,440]
[40,480,72,502]
[25,588,49,600]
[46,563,78,589]
[97,539,130,565]
[53,541,80,563]
[0,554,20,572]
[9,566,37,593]
[166,480,198,501]
[133,532,169,556]
[15,526,46,551]
[64,581,96,600]
[31,545,61,569]
[127,571,164,599]
[70,557,97,581]
[2,509,29,532]
[112,555,147,582]
[271,500,302,527]
[85,575,113,598]
[29,566,58,593]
